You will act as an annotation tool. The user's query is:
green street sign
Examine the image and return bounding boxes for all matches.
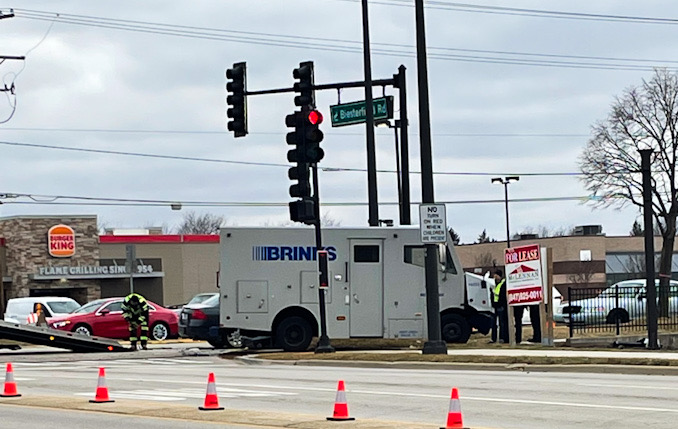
[330,96,393,127]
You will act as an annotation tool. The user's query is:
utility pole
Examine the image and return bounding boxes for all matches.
[640,149,659,350]
[0,11,25,94]
[414,0,447,355]
[361,0,379,227]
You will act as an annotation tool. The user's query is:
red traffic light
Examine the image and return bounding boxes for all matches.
[307,110,323,125]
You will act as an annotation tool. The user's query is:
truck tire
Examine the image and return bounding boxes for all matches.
[441,313,471,343]
[275,316,312,352]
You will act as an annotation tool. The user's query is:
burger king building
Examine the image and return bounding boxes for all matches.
[0,215,220,314]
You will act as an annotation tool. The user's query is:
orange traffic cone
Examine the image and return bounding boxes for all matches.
[1,362,21,397]
[441,387,468,429]
[327,380,355,421]
[198,372,224,411]
[89,367,114,403]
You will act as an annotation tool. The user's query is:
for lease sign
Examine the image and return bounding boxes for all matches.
[504,244,543,306]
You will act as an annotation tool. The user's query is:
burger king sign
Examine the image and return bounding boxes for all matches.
[48,224,75,258]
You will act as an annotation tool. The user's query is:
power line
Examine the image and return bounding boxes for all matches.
[337,0,678,25]
[13,9,678,71]
[0,126,590,138]
[0,192,605,208]
[0,139,584,177]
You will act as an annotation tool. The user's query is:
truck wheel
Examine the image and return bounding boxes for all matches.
[441,314,471,343]
[275,316,312,352]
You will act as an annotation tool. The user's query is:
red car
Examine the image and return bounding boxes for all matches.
[48,297,179,341]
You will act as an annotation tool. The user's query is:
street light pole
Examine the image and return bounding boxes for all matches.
[491,176,519,247]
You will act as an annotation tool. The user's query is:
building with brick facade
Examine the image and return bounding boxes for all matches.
[0,215,219,315]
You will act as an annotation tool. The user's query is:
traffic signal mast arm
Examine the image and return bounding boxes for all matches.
[245,76,399,97]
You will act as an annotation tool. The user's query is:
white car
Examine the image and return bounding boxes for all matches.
[3,296,80,324]
[554,279,678,325]
[520,288,563,325]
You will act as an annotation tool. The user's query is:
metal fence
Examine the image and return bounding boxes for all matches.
[565,285,678,337]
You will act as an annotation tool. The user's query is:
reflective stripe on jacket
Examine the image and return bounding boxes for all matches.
[493,279,505,303]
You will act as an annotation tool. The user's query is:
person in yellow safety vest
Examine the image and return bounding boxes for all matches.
[490,269,509,343]
[121,293,150,351]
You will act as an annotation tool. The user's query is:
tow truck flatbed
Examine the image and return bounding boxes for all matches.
[0,320,128,353]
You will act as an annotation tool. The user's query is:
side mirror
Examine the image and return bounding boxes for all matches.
[99,308,110,315]
[480,280,487,289]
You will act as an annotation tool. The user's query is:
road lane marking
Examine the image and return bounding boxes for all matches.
[19,369,678,414]
[578,382,678,391]
[74,387,297,402]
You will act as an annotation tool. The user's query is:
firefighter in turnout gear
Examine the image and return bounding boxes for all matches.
[121,293,150,351]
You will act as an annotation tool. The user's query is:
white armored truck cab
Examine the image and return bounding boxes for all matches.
[218,227,493,351]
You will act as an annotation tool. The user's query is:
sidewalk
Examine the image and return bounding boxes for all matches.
[236,345,678,375]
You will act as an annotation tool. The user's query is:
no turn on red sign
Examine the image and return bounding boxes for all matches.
[419,204,447,243]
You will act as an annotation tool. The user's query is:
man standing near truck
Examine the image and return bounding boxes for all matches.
[121,293,149,351]
[490,270,509,343]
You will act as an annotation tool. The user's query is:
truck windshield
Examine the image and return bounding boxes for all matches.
[404,245,457,274]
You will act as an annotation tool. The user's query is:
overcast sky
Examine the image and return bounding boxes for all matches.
[0,1,676,243]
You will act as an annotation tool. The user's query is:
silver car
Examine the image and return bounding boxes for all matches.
[555,279,678,325]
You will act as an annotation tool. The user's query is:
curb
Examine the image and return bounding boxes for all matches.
[233,354,678,375]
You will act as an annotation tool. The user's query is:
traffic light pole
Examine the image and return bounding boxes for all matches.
[311,162,334,354]
[395,65,411,225]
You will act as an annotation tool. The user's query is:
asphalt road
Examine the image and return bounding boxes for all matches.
[0,405,252,429]
[1,350,677,428]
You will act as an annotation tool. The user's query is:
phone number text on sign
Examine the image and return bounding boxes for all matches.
[504,244,544,306]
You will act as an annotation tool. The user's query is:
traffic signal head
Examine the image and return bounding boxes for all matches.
[303,109,324,163]
[288,163,311,198]
[293,61,315,108]
[226,62,247,137]
[285,110,325,163]
[289,197,316,224]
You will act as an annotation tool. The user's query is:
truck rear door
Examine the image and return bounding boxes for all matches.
[349,239,384,337]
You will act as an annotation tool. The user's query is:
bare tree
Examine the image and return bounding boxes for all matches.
[579,69,678,316]
[320,212,341,227]
[267,212,341,228]
[567,261,596,288]
[176,212,225,235]
[475,251,496,268]
[622,253,647,275]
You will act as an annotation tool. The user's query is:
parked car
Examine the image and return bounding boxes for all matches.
[4,296,80,324]
[48,297,179,341]
[554,279,678,325]
[168,292,218,317]
[179,293,241,348]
